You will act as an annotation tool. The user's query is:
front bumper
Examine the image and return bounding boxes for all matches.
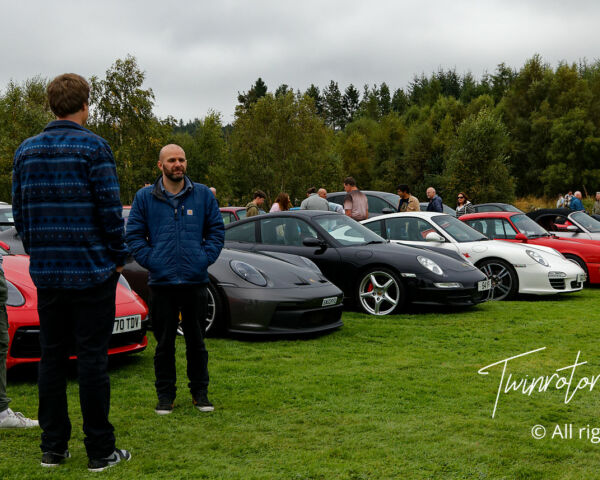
[222,283,344,334]
[403,273,488,306]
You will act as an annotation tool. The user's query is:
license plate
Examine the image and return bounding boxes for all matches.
[478,279,492,291]
[113,314,141,334]
[322,296,338,306]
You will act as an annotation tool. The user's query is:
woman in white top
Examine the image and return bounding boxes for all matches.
[269,192,291,212]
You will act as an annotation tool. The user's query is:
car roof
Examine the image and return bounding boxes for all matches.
[220,206,245,212]
[527,208,574,219]
[224,209,338,228]
[460,211,518,220]
[363,211,447,222]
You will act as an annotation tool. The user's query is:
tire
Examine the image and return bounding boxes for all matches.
[205,282,225,335]
[477,258,518,301]
[356,268,405,315]
[564,254,589,284]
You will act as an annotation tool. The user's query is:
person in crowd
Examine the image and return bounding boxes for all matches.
[343,177,368,220]
[318,188,344,213]
[556,193,565,208]
[209,187,216,196]
[455,192,475,217]
[246,190,266,217]
[569,191,585,211]
[269,192,291,212]
[300,187,329,211]
[426,187,443,212]
[126,144,224,418]
[396,184,419,212]
[564,191,573,208]
[0,255,38,430]
[12,73,130,471]
[593,192,600,215]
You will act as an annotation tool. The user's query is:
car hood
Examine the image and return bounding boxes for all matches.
[215,249,335,288]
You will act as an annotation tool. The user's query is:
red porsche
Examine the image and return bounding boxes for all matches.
[460,212,600,284]
[5,255,149,370]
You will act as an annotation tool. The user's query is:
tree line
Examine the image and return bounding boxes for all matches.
[1,54,600,207]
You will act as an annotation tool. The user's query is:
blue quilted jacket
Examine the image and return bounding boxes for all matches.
[125,177,224,285]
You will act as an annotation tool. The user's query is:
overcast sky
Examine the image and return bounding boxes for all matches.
[2,1,599,123]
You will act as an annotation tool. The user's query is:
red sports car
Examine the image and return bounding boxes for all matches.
[460,212,600,283]
[4,255,149,370]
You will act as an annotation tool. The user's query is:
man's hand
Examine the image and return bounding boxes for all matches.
[116,265,124,273]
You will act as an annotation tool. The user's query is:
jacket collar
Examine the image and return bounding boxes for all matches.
[44,120,92,134]
[152,175,194,202]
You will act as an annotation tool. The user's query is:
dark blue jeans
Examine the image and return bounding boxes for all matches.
[150,284,209,401]
[37,272,119,459]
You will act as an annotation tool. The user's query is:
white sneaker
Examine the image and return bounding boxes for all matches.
[0,408,39,428]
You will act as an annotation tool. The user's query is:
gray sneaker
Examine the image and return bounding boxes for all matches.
[0,408,39,428]
[88,448,131,472]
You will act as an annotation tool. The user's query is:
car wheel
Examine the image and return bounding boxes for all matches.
[564,254,589,284]
[477,258,518,301]
[205,282,224,335]
[357,268,405,315]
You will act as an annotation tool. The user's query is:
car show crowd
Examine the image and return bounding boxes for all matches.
[4,71,600,476]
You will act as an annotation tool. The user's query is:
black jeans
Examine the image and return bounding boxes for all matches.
[37,272,119,459]
[150,284,209,401]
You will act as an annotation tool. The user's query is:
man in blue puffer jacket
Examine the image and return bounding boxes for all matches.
[126,144,224,415]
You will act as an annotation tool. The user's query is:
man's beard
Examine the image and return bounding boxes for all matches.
[165,171,185,182]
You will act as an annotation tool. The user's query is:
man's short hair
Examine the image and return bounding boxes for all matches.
[253,190,266,200]
[306,187,317,195]
[47,73,90,118]
[397,184,410,193]
[343,176,356,187]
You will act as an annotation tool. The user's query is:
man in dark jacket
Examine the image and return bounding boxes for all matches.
[426,187,443,213]
[126,144,224,416]
[12,73,130,471]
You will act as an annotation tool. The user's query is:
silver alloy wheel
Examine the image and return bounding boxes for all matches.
[205,286,216,331]
[358,270,401,315]
[479,261,514,301]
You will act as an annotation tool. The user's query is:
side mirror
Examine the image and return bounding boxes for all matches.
[425,232,445,243]
[302,237,326,249]
[515,233,528,242]
[0,241,10,253]
[381,208,395,215]
[566,225,580,232]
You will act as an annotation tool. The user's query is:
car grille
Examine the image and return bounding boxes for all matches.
[549,278,566,290]
[270,305,343,329]
[10,324,147,359]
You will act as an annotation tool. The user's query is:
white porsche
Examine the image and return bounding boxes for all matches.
[361,212,586,300]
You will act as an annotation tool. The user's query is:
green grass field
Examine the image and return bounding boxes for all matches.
[3,288,600,479]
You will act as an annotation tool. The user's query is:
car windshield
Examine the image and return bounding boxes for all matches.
[431,215,488,242]
[511,214,549,237]
[0,207,14,231]
[571,211,600,233]
[314,215,385,246]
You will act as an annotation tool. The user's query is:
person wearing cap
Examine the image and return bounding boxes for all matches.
[397,185,419,212]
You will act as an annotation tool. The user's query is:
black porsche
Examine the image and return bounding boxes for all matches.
[224,211,490,315]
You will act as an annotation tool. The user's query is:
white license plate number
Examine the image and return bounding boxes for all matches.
[322,296,338,307]
[478,279,492,291]
[113,314,141,334]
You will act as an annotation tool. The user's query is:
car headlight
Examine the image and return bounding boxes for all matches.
[417,256,444,276]
[299,256,321,273]
[230,260,267,286]
[526,249,549,267]
[6,280,25,307]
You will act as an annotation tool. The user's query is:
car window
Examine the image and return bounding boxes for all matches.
[511,214,548,238]
[476,205,500,213]
[236,209,247,220]
[328,194,345,206]
[221,212,234,225]
[225,221,256,242]
[0,208,14,232]
[431,215,487,242]
[501,220,517,239]
[464,218,517,239]
[314,214,384,246]
[571,212,600,233]
[259,217,318,246]
[386,217,436,242]
[364,220,385,237]
[367,195,394,214]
